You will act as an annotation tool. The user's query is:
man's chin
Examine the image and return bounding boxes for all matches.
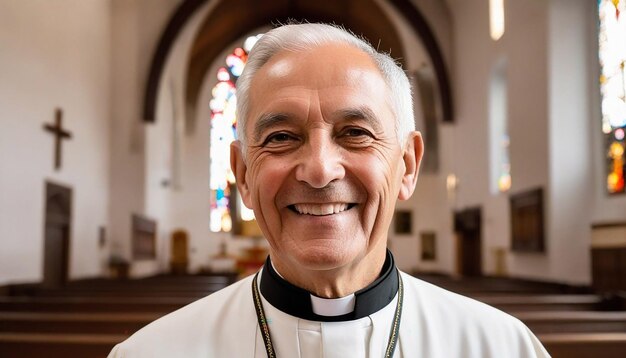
[287,246,364,272]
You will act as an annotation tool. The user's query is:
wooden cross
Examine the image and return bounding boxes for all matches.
[43,108,72,170]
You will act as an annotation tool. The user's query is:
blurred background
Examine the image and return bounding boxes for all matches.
[0,0,624,291]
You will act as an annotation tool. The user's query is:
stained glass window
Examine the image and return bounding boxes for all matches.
[599,0,626,194]
[498,134,511,193]
[209,34,262,232]
[489,59,511,194]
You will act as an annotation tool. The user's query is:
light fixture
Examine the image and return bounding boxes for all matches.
[490,0,505,41]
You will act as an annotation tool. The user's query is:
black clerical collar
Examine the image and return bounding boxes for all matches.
[259,250,399,322]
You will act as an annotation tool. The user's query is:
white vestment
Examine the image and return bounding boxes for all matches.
[108,271,550,357]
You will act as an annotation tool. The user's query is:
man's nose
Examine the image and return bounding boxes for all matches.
[295,135,345,188]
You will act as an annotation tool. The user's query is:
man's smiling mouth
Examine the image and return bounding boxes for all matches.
[288,203,357,216]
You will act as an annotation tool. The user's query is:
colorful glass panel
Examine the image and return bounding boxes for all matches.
[599,0,626,194]
[210,35,262,232]
[498,134,511,193]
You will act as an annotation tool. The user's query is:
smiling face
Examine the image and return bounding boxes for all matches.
[231,44,422,281]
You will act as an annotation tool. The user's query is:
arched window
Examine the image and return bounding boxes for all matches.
[599,0,626,194]
[489,58,510,194]
[209,34,262,232]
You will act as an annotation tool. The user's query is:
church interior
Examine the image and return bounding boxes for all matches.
[1,0,626,356]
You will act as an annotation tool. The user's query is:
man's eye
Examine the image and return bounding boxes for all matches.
[263,132,295,145]
[344,128,372,138]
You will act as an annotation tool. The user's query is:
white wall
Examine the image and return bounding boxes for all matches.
[498,0,551,280]
[145,1,217,275]
[448,0,602,284]
[450,0,512,277]
[373,0,454,273]
[538,0,593,284]
[108,0,179,277]
[0,0,112,284]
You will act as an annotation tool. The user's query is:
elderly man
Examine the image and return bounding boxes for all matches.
[109,23,550,357]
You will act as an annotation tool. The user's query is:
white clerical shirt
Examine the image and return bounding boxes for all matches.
[109,254,551,357]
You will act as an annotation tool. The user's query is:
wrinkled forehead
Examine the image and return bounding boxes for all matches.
[245,44,395,133]
[255,44,382,89]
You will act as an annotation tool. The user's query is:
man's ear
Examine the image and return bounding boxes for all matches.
[398,131,424,200]
[230,140,252,208]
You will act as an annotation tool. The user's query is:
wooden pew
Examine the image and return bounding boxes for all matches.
[2,332,625,358]
[0,312,161,335]
[474,294,602,312]
[30,280,226,299]
[540,333,626,358]
[34,279,229,294]
[515,311,626,334]
[0,273,231,357]
[3,330,626,358]
[0,332,123,358]
[66,274,235,285]
[35,289,212,298]
[414,274,589,296]
[0,296,194,313]
[2,273,622,358]
[4,274,236,297]
[0,274,237,357]
[6,310,625,336]
[52,283,226,291]
[2,326,625,358]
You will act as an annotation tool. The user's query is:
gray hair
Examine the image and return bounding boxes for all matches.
[235,23,415,149]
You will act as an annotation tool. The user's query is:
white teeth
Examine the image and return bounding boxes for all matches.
[293,203,349,216]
